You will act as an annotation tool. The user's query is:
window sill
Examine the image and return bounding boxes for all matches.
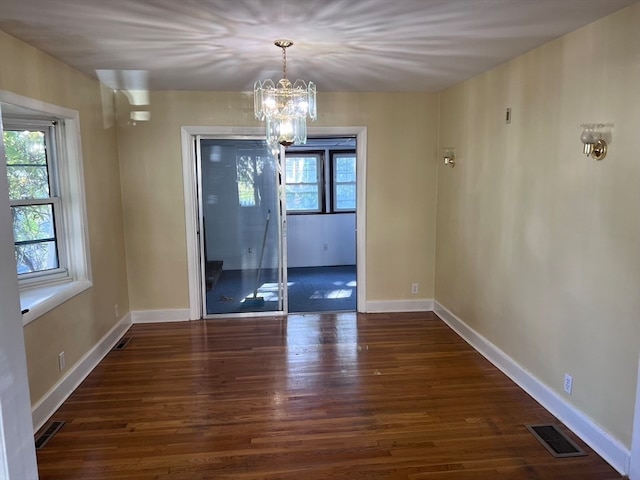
[20,279,92,326]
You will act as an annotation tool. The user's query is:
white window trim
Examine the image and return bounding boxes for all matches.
[0,90,92,326]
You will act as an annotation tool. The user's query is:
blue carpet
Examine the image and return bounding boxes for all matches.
[206,265,356,315]
[287,266,357,313]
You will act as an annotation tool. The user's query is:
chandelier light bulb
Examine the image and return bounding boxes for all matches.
[264,96,276,110]
[279,120,294,146]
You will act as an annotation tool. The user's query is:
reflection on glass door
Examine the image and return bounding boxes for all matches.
[198,138,284,315]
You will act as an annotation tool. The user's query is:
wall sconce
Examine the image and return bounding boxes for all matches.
[443,148,455,167]
[580,123,612,161]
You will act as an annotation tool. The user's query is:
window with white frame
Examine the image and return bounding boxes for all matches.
[1,91,91,323]
[332,152,356,212]
[284,152,322,212]
[4,120,66,279]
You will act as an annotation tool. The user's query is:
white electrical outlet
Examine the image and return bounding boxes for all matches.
[58,351,65,371]
[411,283,419,294]
[114,304,119,318]
[564,373,573,395]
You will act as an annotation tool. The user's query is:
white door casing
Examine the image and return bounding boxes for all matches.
[181,126,367,319]
[630,355,640,479]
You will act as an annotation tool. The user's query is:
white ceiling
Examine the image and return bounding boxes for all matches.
[0,0,636,92]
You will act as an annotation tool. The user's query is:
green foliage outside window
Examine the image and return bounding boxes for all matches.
[4,129,59,274]
[285,156,320,211]
[334,154,356,211]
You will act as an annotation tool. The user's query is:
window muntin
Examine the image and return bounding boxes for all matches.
[332,152,356,212]
[4,122,65,279]
[285,153,322,212]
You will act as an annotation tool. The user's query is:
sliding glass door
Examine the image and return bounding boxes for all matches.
[197,137,285,316]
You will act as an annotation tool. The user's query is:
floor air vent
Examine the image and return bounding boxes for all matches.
[526,424,586,458]
[35,421,65,450]
[114,337,132,350]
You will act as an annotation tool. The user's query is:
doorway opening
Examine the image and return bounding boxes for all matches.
[181,126,367,320]
[284,137,357,313]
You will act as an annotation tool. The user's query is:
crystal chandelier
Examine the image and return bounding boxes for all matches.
[254,40,317,148]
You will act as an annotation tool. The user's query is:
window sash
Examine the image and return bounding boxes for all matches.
[285,153,323,213]
[4,120,68,281]
[11,200,66,279]
[332,152,356,212]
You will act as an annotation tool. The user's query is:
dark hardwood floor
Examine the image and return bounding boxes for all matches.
[36,312,623,479]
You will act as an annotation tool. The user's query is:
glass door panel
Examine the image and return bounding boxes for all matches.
[198,138,283,315]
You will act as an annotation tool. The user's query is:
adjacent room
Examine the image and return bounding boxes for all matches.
[0,1,638,479]
[200,136,357,315]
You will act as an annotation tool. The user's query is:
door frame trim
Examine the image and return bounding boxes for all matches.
[180,126,367,319]
[630,355,640,479]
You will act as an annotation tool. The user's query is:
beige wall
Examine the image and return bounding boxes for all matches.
[435,4,640,447]
[116,91,440,310]
[0,30,130,404]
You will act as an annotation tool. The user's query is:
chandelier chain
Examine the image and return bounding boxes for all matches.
[282,46,287,79]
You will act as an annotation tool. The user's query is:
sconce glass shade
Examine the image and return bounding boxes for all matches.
[580,128,607,160]
[580,129,600,144]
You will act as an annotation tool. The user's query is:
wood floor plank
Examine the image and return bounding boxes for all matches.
[36,312,623,479]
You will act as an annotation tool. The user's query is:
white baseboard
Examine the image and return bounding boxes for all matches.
[433,301,631,476]
[31,312,132,433]
[366,299,434,313]
[131,309,191,323]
